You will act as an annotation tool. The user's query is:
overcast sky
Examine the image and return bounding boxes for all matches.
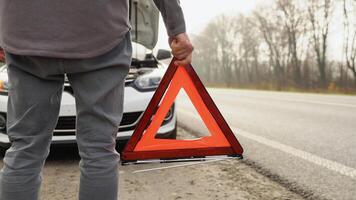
[156,0,267,49]
[155,0,345,61]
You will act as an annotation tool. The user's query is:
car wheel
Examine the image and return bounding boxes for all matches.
[116,140,129,153]
[0,146,8,157]
[166,122,177,139]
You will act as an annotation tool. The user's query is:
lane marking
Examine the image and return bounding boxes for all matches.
[178,109,356,180]
[219,94,356,108]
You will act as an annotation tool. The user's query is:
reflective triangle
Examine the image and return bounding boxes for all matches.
[122,59,243,161]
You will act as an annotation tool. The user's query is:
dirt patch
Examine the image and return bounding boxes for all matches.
[0,127,304,199]
[119,159,304,200]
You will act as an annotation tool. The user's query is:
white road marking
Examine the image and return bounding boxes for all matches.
[178,109,356,180]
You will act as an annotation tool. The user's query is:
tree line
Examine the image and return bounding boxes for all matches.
[192,0,356,92]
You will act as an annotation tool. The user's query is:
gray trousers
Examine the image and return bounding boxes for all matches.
[0,32,132,200]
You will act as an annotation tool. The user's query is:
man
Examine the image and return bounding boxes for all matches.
[0,0,193,199]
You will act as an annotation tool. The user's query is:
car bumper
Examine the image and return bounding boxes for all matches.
[0,86,177,148]
[0,113,176,147]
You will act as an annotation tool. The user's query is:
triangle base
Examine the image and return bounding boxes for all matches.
[122,147,240,161]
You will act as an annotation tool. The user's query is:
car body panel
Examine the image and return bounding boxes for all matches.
[130,0,159,50]
[0,114,176,145]
[0,61,177,147]
[57,86,155,116]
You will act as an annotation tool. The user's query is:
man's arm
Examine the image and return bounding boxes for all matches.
[153,0,193,65]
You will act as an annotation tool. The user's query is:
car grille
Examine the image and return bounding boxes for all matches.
[55,116,76,130]
[1,106,174,137]
[53,112,143,136]
[120,112,142,126]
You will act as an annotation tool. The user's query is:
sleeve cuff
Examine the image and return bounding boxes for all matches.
[167,23,186,37]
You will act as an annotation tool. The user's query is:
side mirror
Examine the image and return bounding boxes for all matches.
[156,49,172,60]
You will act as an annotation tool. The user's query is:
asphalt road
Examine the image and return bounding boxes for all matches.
[176,89,356,200]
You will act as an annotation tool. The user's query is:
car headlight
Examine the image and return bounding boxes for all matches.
[0,80,9,94]
[133,74,162,91]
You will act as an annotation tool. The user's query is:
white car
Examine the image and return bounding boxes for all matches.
[0,0,177,148]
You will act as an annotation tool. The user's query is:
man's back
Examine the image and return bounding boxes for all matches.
[0,0,130,58]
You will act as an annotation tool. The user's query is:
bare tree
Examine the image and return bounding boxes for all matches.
[307,0,333,88]
[192,16,238,87]
[277,0,306,87]
[192,32,216,83]
[191,0,355,92]
[254,7,288,90]
[214,15,238,87]
[238,15,261,85]
[343,0,356,87]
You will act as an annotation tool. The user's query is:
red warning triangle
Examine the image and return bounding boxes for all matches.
[121,59,243,162]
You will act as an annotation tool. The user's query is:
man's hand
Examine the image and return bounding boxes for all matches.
[169,33,194,66]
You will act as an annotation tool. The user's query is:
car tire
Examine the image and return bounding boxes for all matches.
[0,146,8,157]
[116,140,129,152]
[166,122,177,139]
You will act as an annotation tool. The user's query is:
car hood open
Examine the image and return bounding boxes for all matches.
[130,0,159,50]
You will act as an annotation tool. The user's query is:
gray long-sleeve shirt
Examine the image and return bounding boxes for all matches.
[0,0,186,59]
